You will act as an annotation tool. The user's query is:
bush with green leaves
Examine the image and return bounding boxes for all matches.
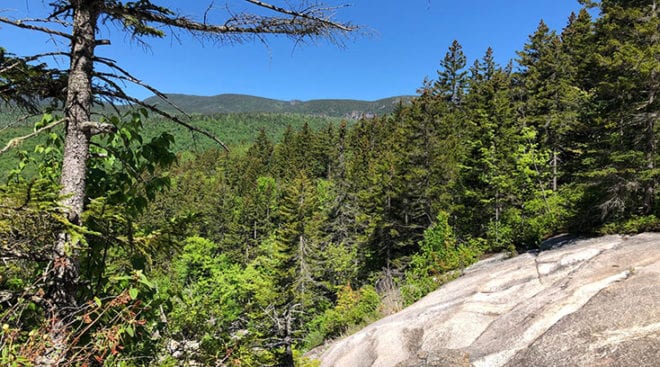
[402,212,482,305]
[0,111,177,366]
[598,215,660,235]
[305,283,381,347]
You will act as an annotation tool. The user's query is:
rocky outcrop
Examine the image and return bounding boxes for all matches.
[314,233,660,367]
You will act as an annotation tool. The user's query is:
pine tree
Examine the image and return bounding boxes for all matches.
[267,172,327,364]
[434,40,468,106]
[236,128,274,196]
[516,20,568,192]
[347,116,402,271]
[559,8,597,180]
[457,52,516,244]
[562,8,596,89]
[273,125,297,179]
[579,0,659,224]
[320,121,362,286]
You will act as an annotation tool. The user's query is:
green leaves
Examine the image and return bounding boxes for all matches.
[87,110,175,217]
[402,212,481,305]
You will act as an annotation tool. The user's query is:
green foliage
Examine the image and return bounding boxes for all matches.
[598,215,660,235]
[164,237,250,362]
[88,109,175,215]
[402,213,481,305]
[0,48,67,112]
[572,0,659,224]
[0,110,181,366]
[3,2,657,363]
[144,112,342,155]
[143,93,409,117]
[305,284,381,347]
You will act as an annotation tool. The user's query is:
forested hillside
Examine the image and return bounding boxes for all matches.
[0,1,657,366]
[142,93,411,117]
[0,112,341,177]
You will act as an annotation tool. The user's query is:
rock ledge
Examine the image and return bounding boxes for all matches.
[314,233,660,367]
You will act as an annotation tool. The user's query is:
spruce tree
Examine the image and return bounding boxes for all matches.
[580,0,659,224]
[434,40,469,106]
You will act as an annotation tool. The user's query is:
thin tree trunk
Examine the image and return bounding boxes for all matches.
[643,2,656,215]
[41,2,98,365]
[552,149,558,192]
[280,305,295,367]
[644,110,656,215]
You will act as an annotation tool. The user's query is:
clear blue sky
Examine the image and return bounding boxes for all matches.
[0,1,584,101]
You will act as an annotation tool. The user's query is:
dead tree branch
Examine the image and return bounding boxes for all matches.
[0,118,65,156]
[0,16,73,39]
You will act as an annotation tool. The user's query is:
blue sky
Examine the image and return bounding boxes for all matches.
[0,1,584,101]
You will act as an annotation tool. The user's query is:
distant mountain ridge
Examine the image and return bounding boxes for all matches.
[142,93,413,118]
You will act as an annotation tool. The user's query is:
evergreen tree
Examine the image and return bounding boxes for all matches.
[562,8,596,89]
[234,128,274,195]
[458,53,517,244]
[579,0,659,225]
[320,121,363,286]
[273,125,297,179]
[516,21,567,192]
[559,8,597,180]
[268,172,327,365]
[434,40,469,105]
[347,116,402,271]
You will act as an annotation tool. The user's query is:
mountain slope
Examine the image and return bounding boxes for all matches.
[143,93,412,117]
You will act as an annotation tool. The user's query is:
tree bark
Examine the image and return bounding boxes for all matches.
[41,1,99,365]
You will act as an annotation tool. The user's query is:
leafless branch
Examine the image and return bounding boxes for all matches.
[0,113,41,132]
[0,16,72,39]
[15,17,72,27]
[93,57,188,117]
[101,1,355,41]
[245,0,353,32]
[95,89,229,152]
[0,118,65,156]
[0,51,69,74]
[203,1,216,25]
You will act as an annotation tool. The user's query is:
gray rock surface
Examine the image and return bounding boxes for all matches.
[313,233,660,367]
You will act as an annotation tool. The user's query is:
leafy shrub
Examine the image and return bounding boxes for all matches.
[402,212,481,305]
[598,215,660,235]
[305,284,381,347]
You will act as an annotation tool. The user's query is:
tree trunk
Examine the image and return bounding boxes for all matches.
[41,2,98,365]
[282,307,295,367]
[644,108,656,215]
[643,3,657,215]
[552,149,558,192]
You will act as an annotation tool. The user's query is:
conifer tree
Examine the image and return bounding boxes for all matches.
[559,8,597,180]
[562,8,596,89]
[434,40,469,106]
[347,116,402,270]
[268,172,326,365]
[320,121,362,286]
[237,128,274,196]
[580,0,659,223]
[516,21,568,192]
[457,52,514,243]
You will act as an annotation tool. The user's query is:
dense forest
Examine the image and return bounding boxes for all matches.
[1,0,658,366]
